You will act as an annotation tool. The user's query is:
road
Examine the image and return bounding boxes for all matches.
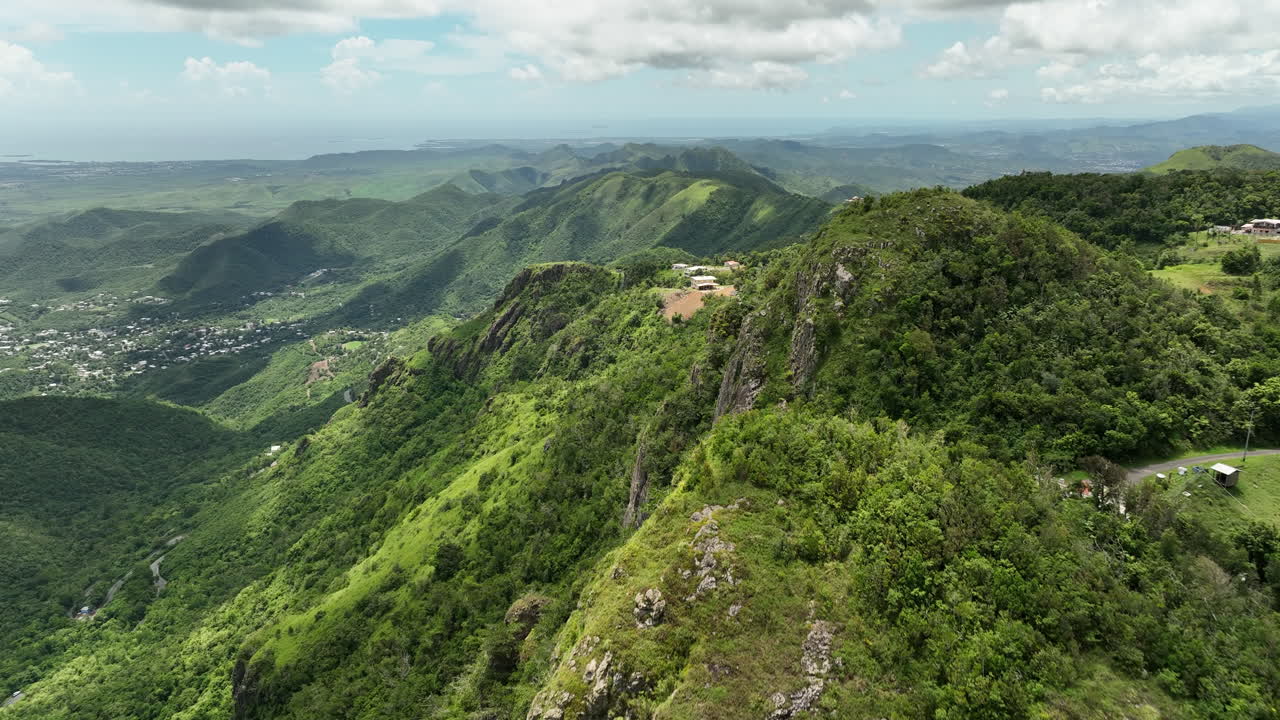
[151,556,167,594]
[1126,450,1280,485]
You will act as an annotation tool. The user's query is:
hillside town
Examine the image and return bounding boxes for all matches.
[0,305,308,393]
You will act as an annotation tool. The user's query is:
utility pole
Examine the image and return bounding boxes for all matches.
[1243,404,1258,466]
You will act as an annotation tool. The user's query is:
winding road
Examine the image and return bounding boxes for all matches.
[1126,450,1280,485]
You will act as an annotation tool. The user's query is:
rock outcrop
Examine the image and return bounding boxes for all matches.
[632,588,666,628]
[714,313,768,420]
[767,621,836,719]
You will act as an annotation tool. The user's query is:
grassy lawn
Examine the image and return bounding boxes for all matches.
[1151,234,1276,298]
[1151,263,1241,295]
[1142,453,1280,537]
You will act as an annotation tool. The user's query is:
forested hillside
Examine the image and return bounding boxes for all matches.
[6,191,1280,719]
[320,168,830,328]
[965,169,1280,248]
[0,208,253,297]
[0,396,251,689]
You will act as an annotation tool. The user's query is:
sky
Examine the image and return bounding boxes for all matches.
[1,0,1279,159]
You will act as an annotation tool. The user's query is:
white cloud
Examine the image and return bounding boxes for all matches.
[839,88,856,99]
[0,40,75,99]
[9,22,64,44]
[321,34,503,85]
[5,1,906,89]
[181,56,270,97]
[508,63,543,82]
[914,0,1280,102]
[1042,50,1280,104]
[986,87,1009,105]
[321,57,381,93]
[1035,59,1078,80]
[921,36,1012,78]
[332,35,435,70]
[689,61,810,91]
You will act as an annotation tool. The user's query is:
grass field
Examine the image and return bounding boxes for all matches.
[1139,453,1280,537]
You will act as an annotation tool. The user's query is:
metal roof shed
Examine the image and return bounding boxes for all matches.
[1211,463,1240,488]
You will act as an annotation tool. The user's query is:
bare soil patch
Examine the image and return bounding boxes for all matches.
[662,286,736,323]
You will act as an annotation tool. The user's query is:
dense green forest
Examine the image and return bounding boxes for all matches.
[965,169,1280,249]
[5,189,1280,719]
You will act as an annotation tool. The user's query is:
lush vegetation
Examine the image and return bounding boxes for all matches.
[1148,145,1280,174]
[5,169,1280,720]
[0,208,253,299]
[0,396,251,688]
[965,169,1280,249]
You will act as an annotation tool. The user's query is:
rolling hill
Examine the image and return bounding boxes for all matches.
[323,167,832,326]
[0,208,253,297]
[1146,144,1280,173]
[157,184,514,306]
[157,163,830,325]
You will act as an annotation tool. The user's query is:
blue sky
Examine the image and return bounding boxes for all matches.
[1,1,1277,159]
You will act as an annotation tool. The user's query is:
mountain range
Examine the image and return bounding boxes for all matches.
[4,128,1280,720]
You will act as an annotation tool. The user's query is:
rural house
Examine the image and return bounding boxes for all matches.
[690,275,718,291]
[1237,219,1280,237]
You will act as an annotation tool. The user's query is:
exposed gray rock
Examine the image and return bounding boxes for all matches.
[622,444,649,529]
[686,507,738,602]
[525,690,573,720]
[633,589,666,628]
[788,312,817,389]
[714,313,767,420]
[768,680,825,720]
[801,621,834,677]
[765,621,836,719]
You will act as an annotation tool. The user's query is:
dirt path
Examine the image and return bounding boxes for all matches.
[1126,450,1280,485]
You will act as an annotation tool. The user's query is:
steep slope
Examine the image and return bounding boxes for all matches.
[8,194,1280,720]
[1147,144,1280,173]
[0,396,249,687]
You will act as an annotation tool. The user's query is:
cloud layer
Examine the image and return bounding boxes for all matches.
[0,40,75,99]
[5,0,1280,103]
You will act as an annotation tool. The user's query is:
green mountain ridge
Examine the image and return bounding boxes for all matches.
[1147,144,1280,174]
[0,208,254,296]
[7,190,1280,719]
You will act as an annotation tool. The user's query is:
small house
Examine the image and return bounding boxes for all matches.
[682,266,707,276]
[690,275,718,291]
[725,260,741,269]
[1239,220,1280,237]
[672,263,689,270]
[1211,462,1239,488]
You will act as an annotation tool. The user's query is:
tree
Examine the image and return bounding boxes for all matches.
[1080,455,1126,507]
[432,542,466,581]
[1235,521,1280,583]
[1221,244,1261,275]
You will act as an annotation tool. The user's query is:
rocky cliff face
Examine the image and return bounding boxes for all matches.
[428,263,618,381]
[714,313,769,420]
